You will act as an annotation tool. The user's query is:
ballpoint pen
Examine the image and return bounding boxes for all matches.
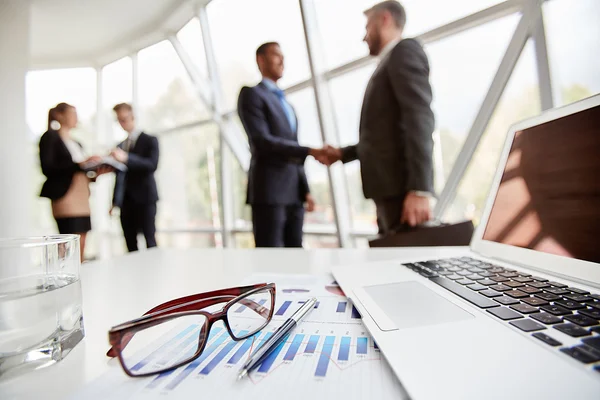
[237,297,317,380]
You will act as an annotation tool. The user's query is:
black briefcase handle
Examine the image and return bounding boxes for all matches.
[368,220,474,248]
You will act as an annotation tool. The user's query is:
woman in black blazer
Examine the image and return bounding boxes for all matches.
[39,103,108,261]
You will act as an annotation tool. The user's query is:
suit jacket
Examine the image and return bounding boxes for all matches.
[342,38,435,199]
[237,82,310,205]
[112,132,159,207]
[39,130,83,200]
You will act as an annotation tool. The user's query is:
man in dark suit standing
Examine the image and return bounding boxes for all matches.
[110,103,160,252]
[326,1,435,234]
[238,42,326,247]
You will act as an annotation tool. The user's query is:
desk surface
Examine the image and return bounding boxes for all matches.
[1,247,465,399]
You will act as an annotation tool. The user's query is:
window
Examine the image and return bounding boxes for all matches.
[138,41,209,132]
[155,123,222,247]
[207,0,310,111]
[314,0,504,70]
[286,88,338,247]
[543,0,600,106]
[176,18,208,78]
[425,14,520,186]
[102,57,132,145]
[444,40,540,225]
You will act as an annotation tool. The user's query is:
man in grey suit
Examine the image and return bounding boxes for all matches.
[326,0,435,234]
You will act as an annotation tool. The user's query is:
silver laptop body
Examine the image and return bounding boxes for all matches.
[333,94,600,400]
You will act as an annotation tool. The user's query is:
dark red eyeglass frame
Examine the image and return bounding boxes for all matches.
[107,282,276,377]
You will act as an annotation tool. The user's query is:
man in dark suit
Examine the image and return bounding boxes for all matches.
[238,42,327,247]
[110,103,159,252]
[326,1,435,234]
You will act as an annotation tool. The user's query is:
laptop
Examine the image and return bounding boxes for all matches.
[332,94,600,399]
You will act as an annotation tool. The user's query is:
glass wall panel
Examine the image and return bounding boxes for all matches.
[138,41,209,132]
[314,0,503,70]
[444,40,540,225]
[543,0,600,106]
[207,0,310,111]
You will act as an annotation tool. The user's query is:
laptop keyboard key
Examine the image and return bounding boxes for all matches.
[560,345,600,364]
[563,314,598,327]
[510,304,539,314]
[536,292,562,301]
[487,307,523,320]
[510,319,545,332]
[590,294,600,300]
[480,289,502,298]
[478,272,494,277]
[585,299,600,309]
[429,276,500,309]
[564,294,592,303]
[548,281,568,288]
[467,274,484,281]
[582,337,600,352]
[522,297,549,307]
[553,323,591,337]
[589,326,600,334]
[532,332,561,346]
[530,276,549,282]
[546,288,570,295]
[457,270,472,276]
[490,284,512,292]
[494,296,520,306]
[490,276,509,283]
[506,290,529,299]
[529,281,551,289]
[468,267,484,273]
[568,287,590,295]
[520,286,542,294]
[488,267,505,274]
[554,300,585,310]
[540,305,572,316]
[500,272,519,278]
[505,281,525,288]
[467,283,488,291]
[531,312,563,325]
[579,308,600,319]
[456,278,475,285]
[477,279,497,286]
[447,274,463,280]
[514,276,533,283]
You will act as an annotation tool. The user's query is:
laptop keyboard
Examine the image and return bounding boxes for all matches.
[402,257,600,371]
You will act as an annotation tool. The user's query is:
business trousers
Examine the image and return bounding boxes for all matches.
[374,195,406,236]
[120,200,157,252]
[251,204,305,248]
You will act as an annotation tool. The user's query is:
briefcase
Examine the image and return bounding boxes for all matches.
[368,220,474,248]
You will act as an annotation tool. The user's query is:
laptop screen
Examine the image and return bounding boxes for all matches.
[482,104,600,264]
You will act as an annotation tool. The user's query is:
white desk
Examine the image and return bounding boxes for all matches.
[0,247,465,399]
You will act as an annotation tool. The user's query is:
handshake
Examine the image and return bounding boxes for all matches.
[308,145,343,166]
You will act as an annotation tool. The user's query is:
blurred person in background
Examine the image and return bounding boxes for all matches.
[324,0,435,234]
[238,42,327,247]
[39,102,110,261]
[110,103,159,252]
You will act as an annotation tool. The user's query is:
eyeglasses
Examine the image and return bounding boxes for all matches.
[107,283,276,377]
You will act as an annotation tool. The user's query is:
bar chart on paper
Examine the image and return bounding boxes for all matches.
[78,275,406,400]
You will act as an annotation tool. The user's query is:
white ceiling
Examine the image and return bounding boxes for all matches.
[30,0,209,69]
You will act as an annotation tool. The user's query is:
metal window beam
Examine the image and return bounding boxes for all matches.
[531,2,554,110]
[131,52,140,124]
[198,5,235,248]
[168,35,214,108]
[433,3,537,218]
[299,0,354,248]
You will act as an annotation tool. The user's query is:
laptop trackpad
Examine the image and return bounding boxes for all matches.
[354,281,474,331]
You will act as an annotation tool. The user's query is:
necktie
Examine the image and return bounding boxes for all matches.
[273,88,297,132]
[124,138,133,152]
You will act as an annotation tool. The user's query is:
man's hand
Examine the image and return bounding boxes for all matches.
[81,155,102,165]
[110,148,128,163]
[305,193,316,212]
[309,147,329,165]
[401,192,432,227]
[324,145,342,165]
